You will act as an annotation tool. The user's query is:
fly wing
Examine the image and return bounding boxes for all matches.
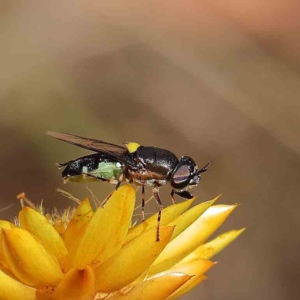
[46,131,135,167]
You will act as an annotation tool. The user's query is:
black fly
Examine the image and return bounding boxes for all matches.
[46,131,210,241]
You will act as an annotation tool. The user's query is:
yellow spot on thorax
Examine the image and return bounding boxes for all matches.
[125,142,140,153]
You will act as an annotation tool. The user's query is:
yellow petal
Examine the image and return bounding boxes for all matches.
[162,258,214,277]
[162,258,213,299]
[19,207,68,260]
[0,270,36,300]
[0,221,18,268]
[167,274,207,300]
[181,228,245,263]
[2,228,64,287]
[0,239,8,268]
[53,220,66,236]
[150,204,238,275]
[63,198,93,250]
[65,185,135,270]
[95,226,174,292]
[107,273,191,300]
[125,198,195,244]
[52,266,95,300]
[0,263,16,279]
[0,220,17,229]
[169,196,220,240]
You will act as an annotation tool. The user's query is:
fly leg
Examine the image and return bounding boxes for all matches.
[101,174,124,206]
[153,187,163,242]
[170,189,176,204]
[74,172,116,206]
[80,172,111,183]
[174,190,194,200]
[78,172,118,206]
[141,186,146,222]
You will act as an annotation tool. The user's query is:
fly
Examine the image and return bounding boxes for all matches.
[46,131,210,241]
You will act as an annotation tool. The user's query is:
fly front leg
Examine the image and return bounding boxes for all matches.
[170,189,176,204]
[153,187,163,242]
[174,190,194,200]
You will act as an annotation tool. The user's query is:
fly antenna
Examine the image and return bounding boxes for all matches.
[198,161,212,174]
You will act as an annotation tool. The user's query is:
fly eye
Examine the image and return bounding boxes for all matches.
[171,164,191,189]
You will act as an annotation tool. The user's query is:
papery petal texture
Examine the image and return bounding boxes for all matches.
[52,266,95,300]
[167,275,207,300]
[95,226,174,292]
[2,228,64,287]
[63,198,93,250]
[181,228,245,262]
[65,185,135,270]
[164,259,213,300]
[125,198,194,244]
[0,220,17,230]
[19,207,68,260]
[0,269,36,300]
[168,196,220,239]
[0,220,17,268]
[107,273,192,300]
[154,258,213,300]
[150,204,238,274]
[0,184,243,300]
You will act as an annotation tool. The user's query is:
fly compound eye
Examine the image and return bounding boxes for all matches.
[171,164,191,189]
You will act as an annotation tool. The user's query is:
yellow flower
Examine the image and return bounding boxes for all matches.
[0,185,244,300]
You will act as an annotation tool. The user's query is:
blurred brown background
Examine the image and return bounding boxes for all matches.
[1,1,300,299]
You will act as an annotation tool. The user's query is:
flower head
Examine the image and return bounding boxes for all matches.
[0,185,244,300]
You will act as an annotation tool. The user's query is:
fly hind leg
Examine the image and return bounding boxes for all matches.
[80,172,123,206]
[153,187,163,242]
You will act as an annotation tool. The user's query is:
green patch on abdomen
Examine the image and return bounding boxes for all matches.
[88,162,123,180]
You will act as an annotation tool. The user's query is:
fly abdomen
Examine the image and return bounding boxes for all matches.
[59,153,123,183]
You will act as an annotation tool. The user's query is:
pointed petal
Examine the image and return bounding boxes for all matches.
[65,185,135,270]
[63,198,93,250]
[167,275,207,300]
[95,226,174,292]
[19,207,68,260]
[125,198,195,244]
[161,258,214,277]
[169,196,220,240]
[0,232,9,268]
[53,220,66,236]
[0,270,36,300]
[155,258,213,299]
[0,220,17,229]
[107,273,191,300]
[181,228,245,262]
[0,222,17,268]
[150,204,238,274]
[149,259,212,300]
[2,228,64,287]
[52,266,95,300]
[0,262,16,279]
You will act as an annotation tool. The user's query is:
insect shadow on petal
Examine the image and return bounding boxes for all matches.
[46,131,210,241]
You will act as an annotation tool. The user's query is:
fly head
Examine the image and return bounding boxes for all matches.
[170,156,210,191]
